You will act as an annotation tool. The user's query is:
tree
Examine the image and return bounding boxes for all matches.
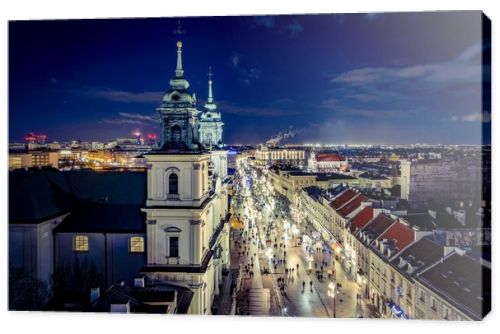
[51,257,101,307]
[9,266,50,310]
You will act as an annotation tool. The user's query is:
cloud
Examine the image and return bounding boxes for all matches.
[253,16,276,28]
[229,52,262,85]
[280,20,303,38]
[89,88,164,103]
[101,118,144,125]
[453,112,491,123]
[326,43,483,126]
[248,16,303,38]
[218,100,302,117]
[118,112,158,122]
[364,13,383,21]
[332,42,482,86]
[48,77,58,84]
[334,106,422,119]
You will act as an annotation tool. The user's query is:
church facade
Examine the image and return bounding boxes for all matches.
[140,35,230,315]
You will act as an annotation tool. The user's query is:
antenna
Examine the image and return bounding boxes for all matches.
[208,66,214,80]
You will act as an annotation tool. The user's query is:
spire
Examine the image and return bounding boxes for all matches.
[204,66,217,111]
[173,20,185,78]
[207,66,214,103]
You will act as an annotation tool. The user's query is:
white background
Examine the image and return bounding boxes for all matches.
[0,0,498,333]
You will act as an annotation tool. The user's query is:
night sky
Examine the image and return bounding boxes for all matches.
[9,11,490,145]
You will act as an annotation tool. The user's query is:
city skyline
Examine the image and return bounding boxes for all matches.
[9,11,490,145]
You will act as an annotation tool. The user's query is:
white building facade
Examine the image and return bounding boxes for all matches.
[141,35,230,315]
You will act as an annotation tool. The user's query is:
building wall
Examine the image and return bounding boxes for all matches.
[9,216,65,285]
[414,282,471,320]
[9,153,32,169]
[146,154,210,207]
[55,232,146,288]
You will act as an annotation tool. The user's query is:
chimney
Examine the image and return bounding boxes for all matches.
[90,287,100,304]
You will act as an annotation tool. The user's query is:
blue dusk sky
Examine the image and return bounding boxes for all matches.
[9,11,491,145]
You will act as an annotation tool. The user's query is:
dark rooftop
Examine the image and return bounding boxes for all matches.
[315,173,356,181]
[54,203,146,233]
[417,253,491,320]
[9,169,146,225]
[91,283,193,314]
[390,237,444,278]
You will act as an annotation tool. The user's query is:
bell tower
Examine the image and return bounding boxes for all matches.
[157,24,200,151]
[199,67,224,148]
[140,22,230,315]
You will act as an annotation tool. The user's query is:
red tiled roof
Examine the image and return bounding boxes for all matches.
[316,153,345,162]
[377,220,415,253]
[349,206,374,232]
[363,213,394,237]
[330,189,358,210]
[338,194,368,218]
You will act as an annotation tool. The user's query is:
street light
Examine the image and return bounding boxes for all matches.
[328,281,337,318]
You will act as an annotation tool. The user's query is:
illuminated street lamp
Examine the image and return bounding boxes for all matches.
[328,281,337,318]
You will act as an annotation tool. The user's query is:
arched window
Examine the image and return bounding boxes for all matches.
[171,125,181,144]
[169,173,179,194]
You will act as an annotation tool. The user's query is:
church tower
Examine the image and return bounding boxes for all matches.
[157,38,200,151]
[141,24,230,315]
[199,67,224,148]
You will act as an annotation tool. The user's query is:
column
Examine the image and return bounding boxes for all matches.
[190,219,201,264]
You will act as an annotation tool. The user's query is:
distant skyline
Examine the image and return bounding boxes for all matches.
[9,11,491,145]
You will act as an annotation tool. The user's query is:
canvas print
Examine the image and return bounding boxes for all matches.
[8,11,491,320]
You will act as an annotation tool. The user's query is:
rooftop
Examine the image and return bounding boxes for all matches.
[315,173,356,181]
[359,172,389,180]
[55,203,146,234]
[337,194,368,218]
[91,282,193,314]
[417,253,491,320]
[359,213,395,242]
[374,220,415,257]
[349,206,374,233]
[330,189,359,210]
[390,237,444,278]
[316,153,345,162]
[9,168,146,225]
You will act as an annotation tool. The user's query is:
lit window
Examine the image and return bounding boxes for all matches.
[74,235,89,252]
[129,236,144,253]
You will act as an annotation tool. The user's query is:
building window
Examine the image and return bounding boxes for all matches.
[129,236,144,253]
[169,236,179,258]
[171,125,181,143]
[73,235,89,252]
[169,173,179,194]
[431,297,437,312]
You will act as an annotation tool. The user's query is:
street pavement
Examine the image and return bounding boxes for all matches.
[230,167,379,318]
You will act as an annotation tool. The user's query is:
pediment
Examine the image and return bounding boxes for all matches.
[164,226,182,233]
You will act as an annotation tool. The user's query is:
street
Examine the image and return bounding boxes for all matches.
[231,164,378,318]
